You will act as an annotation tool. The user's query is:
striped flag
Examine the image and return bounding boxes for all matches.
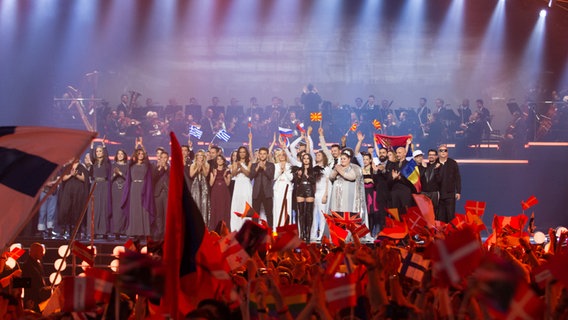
[401,158,422,193]
[188,125,203,139]
[398,249,430,283]
[323,273,357,313]
[278,127,294,138]
[72,241,95,267]
[310,112,322,122]
[350,122,358,132]
[215,129,231,142]
[60,276,97,312]
[0,126,95,249]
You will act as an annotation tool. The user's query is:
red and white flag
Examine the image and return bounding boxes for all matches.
[404,207,432,235]
[218,232,250,270]
[506,281,545,320]
[60,277,97,312]
[412,194,436,226]
[378,217,408,240]
[72,241,95,267]
[84,267,115,303]
[464,200,486,216]
[521,195,538,211]
[323,273,357,313]
[431,226,483,285]
[7,247,25,260]
[124,239,137,252]
[271,224,301,252]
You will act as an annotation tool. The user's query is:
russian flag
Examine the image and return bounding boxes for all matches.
[278,127,294,138]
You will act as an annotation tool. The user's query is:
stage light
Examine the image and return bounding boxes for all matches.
[533,231,546,244]
[556,226,567,237]
[78,273,86,277]
[539,9,547,18]
[9,243,22,251]
[81,260,90,271]
[58,245,71,258]
[112,246,125,258]
[109,259,120,272]
[49,272,62,285]
[5,258,16,269]
[54,258,67,271]
[141,246,148,254]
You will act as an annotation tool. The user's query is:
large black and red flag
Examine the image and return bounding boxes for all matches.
[161,132,208,318]
[0,126,95,249]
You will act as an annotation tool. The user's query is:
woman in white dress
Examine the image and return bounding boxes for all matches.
[329,149,364,215]
[312,150,331,241]
[272,149,293,229]
[229,146,252,231]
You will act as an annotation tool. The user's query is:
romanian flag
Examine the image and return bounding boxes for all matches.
[310,112,322,122]
[0,126,95,249]
[372,119,382,130]
[401,159,422,193]
[162,132,210,317]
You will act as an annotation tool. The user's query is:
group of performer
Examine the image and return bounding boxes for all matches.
[35,121,462,243]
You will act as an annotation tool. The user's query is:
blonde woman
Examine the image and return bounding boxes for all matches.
[272,149,293,229]
[189,150,211,226]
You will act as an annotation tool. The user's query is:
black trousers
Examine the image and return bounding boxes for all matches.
[253,196,274,227]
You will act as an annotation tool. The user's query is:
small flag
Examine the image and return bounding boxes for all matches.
[295,122,306,133]
[323,273,357,314]
[72,241,95,267]
[521,195,538,211]
[372,119,382,130]
[330,211,362,227]
[506,281,545,320]
[247,116,252,128]
[398,249,430,283]
[465,200,486,216]
[234,202,259,219]
[278,127,294,138]
[350,122,358,132]
[7,247,25,260]
[310,112,322,122]
[410,195,435,227]
[324,215,348,246]
[218,232,250,271]
[124,239,137,252]
[60,277,97,312]
[352,224,370,238]
[84,267,115,303]
[401,159,422,193]
[271,224,302,252]
[215,129,231,142]
[188,125,203,139]
[378,217,409,240]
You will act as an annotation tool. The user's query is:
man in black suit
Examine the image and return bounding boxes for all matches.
[21,243,51,312]
[251,147,275,227]
[437,145,461,222]
[153,151,169,240]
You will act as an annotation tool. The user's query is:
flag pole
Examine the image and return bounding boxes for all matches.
[277,185,290,227]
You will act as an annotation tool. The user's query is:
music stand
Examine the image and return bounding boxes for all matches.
[506,102,521,115]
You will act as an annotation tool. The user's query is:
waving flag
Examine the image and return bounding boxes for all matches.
[378,217,409,239]
[215,129,231,142]
[372,119,382,130]
[278,127,294,138]
[188,125,203,139]
[271,224,301,252]
[465,200,486,216]
[162,132,209,316]
[398,249,430,283]
[72,241,95,267]
[401,159,422,193]
[431,226,483,286]
[310,112,322,122]
[330,210,362,227]
[0,126,95,249]
[323,273,357,314]
[349,122,358,132]
[374,133,412,152]
[521,195,538,211]
[234,202,259,219]
[295,122,306,133]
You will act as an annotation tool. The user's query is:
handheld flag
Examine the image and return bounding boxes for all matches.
[465,200,486,216]
[521,195,538,211]
[72,241,95,267]
[215,129,231,142]
[0,126,96,249]
[234,202,259,219]
[372,119,382,130]
[349,122,358,132]
[310,112,322,122]
[188,125,203,139]
[401,159,422,193]
[295,122,306,133]
[278,127,294,138]
[374,133,412,152]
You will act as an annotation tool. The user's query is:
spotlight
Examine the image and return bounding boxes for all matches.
[49,272,62,285]
[556,226,567,237]
[109,259,120,272]
[54,258,67,271]
[112,246,125,258]
[533,231,546,244]
[58,245,70,258]
[539,9,547,18]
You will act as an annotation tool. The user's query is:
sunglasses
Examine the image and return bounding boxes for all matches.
[438,149,448,152]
